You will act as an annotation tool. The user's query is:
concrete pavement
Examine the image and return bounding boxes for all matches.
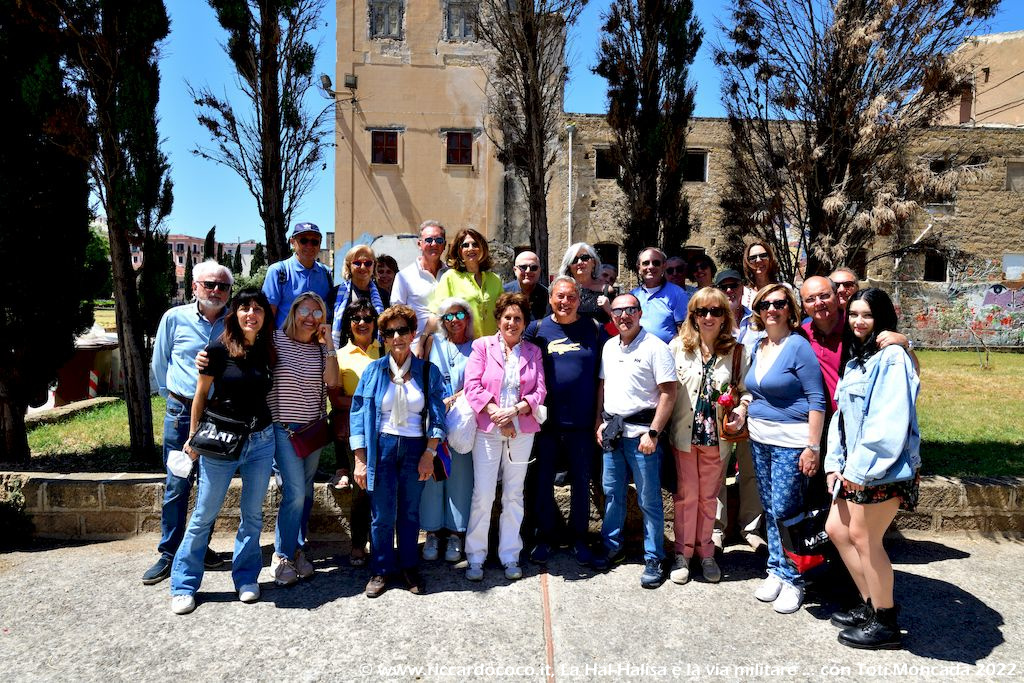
[1,532,1021,681]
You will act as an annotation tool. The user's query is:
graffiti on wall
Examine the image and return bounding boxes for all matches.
[911,280,1024,347]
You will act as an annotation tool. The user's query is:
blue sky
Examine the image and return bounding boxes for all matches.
[157,1,1022,245]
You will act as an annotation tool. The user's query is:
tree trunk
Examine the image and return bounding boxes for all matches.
[0,394,29,464]
[259,1,287,264]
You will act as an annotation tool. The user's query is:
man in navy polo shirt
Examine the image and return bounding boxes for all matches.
[631,246,690,343]
[262,222,334,329]
[503,250,548,322]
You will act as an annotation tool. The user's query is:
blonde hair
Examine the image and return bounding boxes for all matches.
[679,287,737,356]
[282,293,327,340]
[342,244,376,280]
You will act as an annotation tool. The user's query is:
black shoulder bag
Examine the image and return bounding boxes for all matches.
[420,361,449,481]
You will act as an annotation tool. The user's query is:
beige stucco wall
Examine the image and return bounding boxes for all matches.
[939,30,1024,127]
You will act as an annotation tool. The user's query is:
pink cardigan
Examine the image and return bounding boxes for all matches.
[463,334,547,434]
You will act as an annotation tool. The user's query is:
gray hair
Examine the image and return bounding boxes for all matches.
[434,297,476,341]
[192,259,233,285]
[636,246,667,266]
[550,275,581,297]
[419,219,446,236]
[558,242,601,279]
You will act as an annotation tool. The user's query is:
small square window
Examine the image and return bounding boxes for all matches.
[447,0,476,41]
[923,252,948,282]
[370,0,403,39]
[447,132,473,165]
[683,150,708,182]
[372,130,399,165]
[595,148,618,179]
[1007,160,1024,193]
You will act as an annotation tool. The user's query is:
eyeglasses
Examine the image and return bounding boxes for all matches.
[351,259,374,268]
[461,241,480,249]
[611,306,640,317]
[640,259,663,268]
[297,306,323,319]
[422,236,446,245]
[834,280,858,290]
[695,307,726,318]
[665,266,685,275]
[297,237,321,246]
[802,293,833,304]
[717,282,741,291]
[442,311,468,323]
[384,326,412,338]
[572,254,593,264]
[755,299,789,312]
[516,264,540,272]
[747,253,770,263]
[350,315,376,324]
[198,281,230,292]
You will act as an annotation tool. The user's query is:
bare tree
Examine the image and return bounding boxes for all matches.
[474,0,588,276]
[715,0,999,279]
[191,0,332,264]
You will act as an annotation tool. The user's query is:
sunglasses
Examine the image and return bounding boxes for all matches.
[516,264,540,272]
[755,299,789,312]
[422,236,446,245]
[350,314,376,324]
[572,254,593,264]
[384,326,412,338]
[297,306,323,319]
[198,281,230,292]
[665,266,685,275]
[717,282,741,291]
[747,253,770,263]
[611,306,640,317]
[695,306,726,318]
[442,311,468,323]
[640,259,663,268]
[351,259,374,268]
[834,280,858,289]
[461,241,480,249]
[297,237,321,246]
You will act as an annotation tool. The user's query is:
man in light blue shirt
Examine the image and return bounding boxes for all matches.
[631,247,690,343]
[262,222,334,328]
[143,260,232,585]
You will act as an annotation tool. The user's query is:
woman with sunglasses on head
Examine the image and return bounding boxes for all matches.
[744,284,825,615]
[741,238,784,308]
[462,293,546,582]
[350,305,447,598]
[824,288,920,650]
[419,298,478,563]
[558,242,613,325]
[267,293,340,586]
[170,289,277,615]
[667,288,751,586]
[331,244,386,346]
[433,228,502,339]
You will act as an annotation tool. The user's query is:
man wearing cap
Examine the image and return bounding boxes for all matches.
[631,247,690,343]
[262,222,334,329]
[504,250,548,321]
[142,260,233,584]
[392,219,448,348]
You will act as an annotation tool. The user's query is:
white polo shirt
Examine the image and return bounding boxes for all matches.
[391,258,448,335]
[600,328,676,438]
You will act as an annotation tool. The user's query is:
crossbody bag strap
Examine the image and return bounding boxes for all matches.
[420,359,430,437]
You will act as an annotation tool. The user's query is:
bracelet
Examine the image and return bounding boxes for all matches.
[424,447,436,457]
[326,348,338,357]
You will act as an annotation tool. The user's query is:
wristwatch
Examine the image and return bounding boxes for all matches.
[424,447,437,457]
[648,428,659,440]
[806,443,821,453]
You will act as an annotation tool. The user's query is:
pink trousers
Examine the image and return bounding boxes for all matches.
[673,445,726,559]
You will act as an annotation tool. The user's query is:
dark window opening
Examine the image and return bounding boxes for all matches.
[372,131,399,165]
[446,131,473,165]
[594,243,619,271]
[923,252,947,282]
[683,151,708,182]
[594,148,618,180]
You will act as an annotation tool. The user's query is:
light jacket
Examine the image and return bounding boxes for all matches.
[825,344,921,487]
[464,334,547,434]
[667,339,752,457]
[349,355,447,492]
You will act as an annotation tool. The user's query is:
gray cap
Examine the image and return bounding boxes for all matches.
[714,269,743,286]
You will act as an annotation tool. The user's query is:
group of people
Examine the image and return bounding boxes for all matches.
[146,221,921,651]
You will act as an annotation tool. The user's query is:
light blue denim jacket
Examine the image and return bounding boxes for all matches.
[825,344,921,486]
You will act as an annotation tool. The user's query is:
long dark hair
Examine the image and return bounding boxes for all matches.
[843,287,899,367]
[340,297,379,347]
[221,288,276,365]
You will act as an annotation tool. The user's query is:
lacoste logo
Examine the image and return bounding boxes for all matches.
[548,337,582,356]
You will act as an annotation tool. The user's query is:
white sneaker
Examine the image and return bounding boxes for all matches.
[294,548,314,579]
[669,554,690,585]
[171,594,196,615]
[712,529,725,551]
[444,535,463,563]
[273,556,298,586]
[504,562,523,580]
[422,533,440,561]
[754,574,784,602]
[466,563,484,581]
[238,583,260,603]
[773,582,804,614]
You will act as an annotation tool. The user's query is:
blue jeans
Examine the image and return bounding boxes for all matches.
[369,434,426,575]
[170,424,275,596]
[532,427,593,545]
[273,424,322,560]
[158,395,196,560]
[601,436,665,562]
[419,447,473,533]
[750,440,806,587]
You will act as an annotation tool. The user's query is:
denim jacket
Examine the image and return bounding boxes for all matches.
[349,355,447,492]
[825,344,921,487]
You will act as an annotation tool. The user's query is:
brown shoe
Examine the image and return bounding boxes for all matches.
[402,569,425,595]
[365,574,387,598]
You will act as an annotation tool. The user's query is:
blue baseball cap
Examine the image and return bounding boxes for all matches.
[290,222,321,238]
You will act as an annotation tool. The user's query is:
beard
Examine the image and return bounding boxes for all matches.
[197,296,227,312]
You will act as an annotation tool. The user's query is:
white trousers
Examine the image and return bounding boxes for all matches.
[464,429,535,566]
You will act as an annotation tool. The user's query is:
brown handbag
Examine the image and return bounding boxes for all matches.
[718,344,750,443]
[287,346,331,458]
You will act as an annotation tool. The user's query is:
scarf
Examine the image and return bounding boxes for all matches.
[388,353,413,429]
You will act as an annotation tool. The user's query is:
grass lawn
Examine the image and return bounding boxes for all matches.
[18,350,1024,477]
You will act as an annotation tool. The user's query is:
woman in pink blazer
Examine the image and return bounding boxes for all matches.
[462,292,547,582]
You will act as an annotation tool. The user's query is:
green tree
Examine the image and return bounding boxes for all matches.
[183,257,193,298]
[232,264,268,294]
[204,225,216,260]
[0,0,93,462]
[138,230,175,337]
[231,243,244,275]
[250,242,267,273]
[83,229,113,300]
[594,0,702,266]
[191,0,333,264]
[216,241,225,264]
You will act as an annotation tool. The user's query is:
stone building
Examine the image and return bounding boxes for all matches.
[939,29,1024,127]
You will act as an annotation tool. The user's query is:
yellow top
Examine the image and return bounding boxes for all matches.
[337,341,382,396]
[432,269,502,338]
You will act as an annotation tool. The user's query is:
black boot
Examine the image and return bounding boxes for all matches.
[838,604,902,650]
[831,598,873,628]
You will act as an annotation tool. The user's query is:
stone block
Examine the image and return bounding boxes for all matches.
[1008,480,1024,510]
[893,511,936,532]
[308,513,348,535]
[220,480,244,512]
[917,477,964,510]
[213,515,241,533]
[102,482,160,511]
[985,514,1024,533]
[939,514,985,532]
[30,513,81,537]
[80,512,139,536]
[963,478,1013,509]
[19,479,43,512]
[139,514,162,533]
[46,481,101,510]
[261,513,278,533]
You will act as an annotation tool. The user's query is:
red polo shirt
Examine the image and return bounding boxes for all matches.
[801,317,843,412]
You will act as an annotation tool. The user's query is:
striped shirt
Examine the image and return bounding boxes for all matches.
[268,329,327,423]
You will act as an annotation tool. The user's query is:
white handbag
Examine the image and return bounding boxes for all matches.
[445,394,478,454]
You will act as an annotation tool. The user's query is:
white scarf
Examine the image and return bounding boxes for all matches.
[388,353,413,428]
